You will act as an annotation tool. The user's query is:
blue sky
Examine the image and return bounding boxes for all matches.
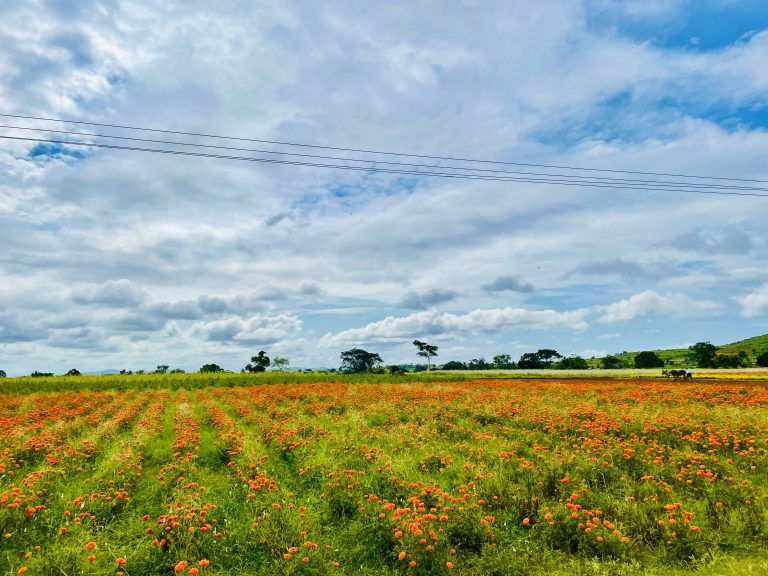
[1,0,768,375]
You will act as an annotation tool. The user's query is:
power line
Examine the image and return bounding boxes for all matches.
[2,112,766,184]
[3,134,767,198]
[2,123,767,192]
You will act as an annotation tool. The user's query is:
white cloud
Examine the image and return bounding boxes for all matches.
[322,307,590,346]
[597,332,621,340]
[0,2,766,373]
[70,279,148,308]
[191,313,302,345]
[575,348,607,358]
[599,290,720,323]
[736,283,768,317]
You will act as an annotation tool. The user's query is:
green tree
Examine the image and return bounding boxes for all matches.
[634,351,664,369]
[557,356,588,369]
[518,349,562,369]
[0,369,6,378]
[413,340,438,371]
[340,348,383,373]
[65,369,82,376]
[714,354,746,368]
[756,351,768,367]
[170,368,186,374]
[441,360,467,370]
[601,355,624,369]
[154,365,169,374]
[30,371,54,377]
[493,354,515,369]
[467,358,492,370]
[199,363,224,373]
[517,352,542,369]
[245,351,270,373]
[273,357,290,371]
[689,342,718,368]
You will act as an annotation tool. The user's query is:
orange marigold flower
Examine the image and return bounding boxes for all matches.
[446,561,454,570]
[175,560,188,572]
[302,557,309,563]
[18,568,27,575]
[409,560,417,567]
[523,518,530,525]
[398,551,407,561]
[199,559,210,567]
[189,570,199,576]
[116,558,126,565]
[87,555,96,562]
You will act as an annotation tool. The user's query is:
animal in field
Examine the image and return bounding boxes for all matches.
[662,369,688,379]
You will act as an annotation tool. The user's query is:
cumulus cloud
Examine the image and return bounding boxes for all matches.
[735,283,768,317]
[482,276,534,293]
[192,313,302,345]
[322,307,589,345]
[70,279,148,308]
[1,2,767,373]
[398,288,459,310]
[599,290,720,323]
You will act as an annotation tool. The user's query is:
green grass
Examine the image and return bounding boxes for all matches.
[2,379,767,575]
[607,333,768,368]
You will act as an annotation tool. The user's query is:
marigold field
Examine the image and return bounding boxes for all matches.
[1,377,767,575]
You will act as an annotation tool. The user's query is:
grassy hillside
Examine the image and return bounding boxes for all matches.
[607,333,768,367]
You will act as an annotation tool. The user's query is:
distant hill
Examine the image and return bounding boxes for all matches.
[606,333,768,368]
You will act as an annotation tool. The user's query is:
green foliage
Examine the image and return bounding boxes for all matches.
[714,353,747,368]
[413,340,439,370]
[65,368,81,376]
[493,354,516,369]
[557,356,588,369]
[689,342,718,368]
[600,355,625,369]
[154,364,169,374]
[245,351,270,373]
[519,349,563,369]
[468,358,492,370]
[272,356,289,370]
[634,351,664,368]
[0,369,7,378]
[340,348,383,373]
[442,360,468,370]
[30,370,54,377]
[611,333,768,367]
[199,363,224,373]
[757,351,768,367]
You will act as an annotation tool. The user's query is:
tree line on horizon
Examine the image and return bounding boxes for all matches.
[2,340,768,379]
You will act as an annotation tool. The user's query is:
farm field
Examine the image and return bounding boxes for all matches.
[1,378,766,576]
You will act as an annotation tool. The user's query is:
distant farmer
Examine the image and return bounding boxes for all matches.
[685,369,693,380]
